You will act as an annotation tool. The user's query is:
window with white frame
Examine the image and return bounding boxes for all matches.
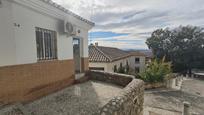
[35,27,57,60]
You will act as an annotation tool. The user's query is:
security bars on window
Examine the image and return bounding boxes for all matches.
[36,27,57,60]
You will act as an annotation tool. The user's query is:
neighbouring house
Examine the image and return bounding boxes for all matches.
[89,44,146,74]
[139,50,153,64]
[0,0,94,104]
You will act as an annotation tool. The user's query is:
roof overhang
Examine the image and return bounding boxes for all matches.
[12,0,94,30]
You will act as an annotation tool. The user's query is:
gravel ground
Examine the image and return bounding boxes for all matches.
[24,80,123,115]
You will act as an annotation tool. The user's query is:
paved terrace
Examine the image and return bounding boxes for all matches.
[0,71,144,115]
[1,80,123,115]
[26,80,123,115]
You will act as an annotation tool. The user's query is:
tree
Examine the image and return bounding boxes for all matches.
[113,65,117,72]
[117,63,125,73]
[146,25,204,76]
[139,57,172,83]
[125,61,130,74]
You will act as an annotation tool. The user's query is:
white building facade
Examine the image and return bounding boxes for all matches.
[89,45,146,74]
[0,0,94,104]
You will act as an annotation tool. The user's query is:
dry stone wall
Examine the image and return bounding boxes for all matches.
[86,71,144,115]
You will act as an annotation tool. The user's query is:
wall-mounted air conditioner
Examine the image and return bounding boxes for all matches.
[64,21,77,36]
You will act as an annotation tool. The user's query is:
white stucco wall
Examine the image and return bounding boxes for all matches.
[0,0,16,66]
[89,62,108,71]
[12,2,77,64]
[0,0,91,67]
[129,56,146,73]
[107,58,130,73]
[79,29,89,58]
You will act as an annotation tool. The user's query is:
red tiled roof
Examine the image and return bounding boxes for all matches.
[89,46,130,62]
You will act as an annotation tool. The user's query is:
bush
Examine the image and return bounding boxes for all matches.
[139,57,172,83]
[117,63,126,73]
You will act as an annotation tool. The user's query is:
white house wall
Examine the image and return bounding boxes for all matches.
[12,2,72,64]
[106,58,130,73]
[89,62,108,71]
[129,56,146,72]
[89,56,146,73]
[79,30,89,58]
[0,0,16,66]
[0,0,90,67]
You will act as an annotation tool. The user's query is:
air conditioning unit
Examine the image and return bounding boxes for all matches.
[64,21,77,36]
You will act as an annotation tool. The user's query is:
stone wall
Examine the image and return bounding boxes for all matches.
[86,71,144,115]
[86,70,133,87]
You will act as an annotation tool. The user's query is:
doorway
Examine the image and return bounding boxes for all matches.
[73,38,81,73]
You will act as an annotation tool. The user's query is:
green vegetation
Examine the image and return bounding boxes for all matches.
[114,62,130,74]
[146,25,204,76]
[139,57,172,83]
[126,61,130,74]
[117,63,126,73]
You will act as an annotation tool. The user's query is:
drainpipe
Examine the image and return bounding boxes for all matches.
[183,101,190,115]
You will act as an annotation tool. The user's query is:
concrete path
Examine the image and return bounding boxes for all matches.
[181,78,204,97]
[144,78,204,115]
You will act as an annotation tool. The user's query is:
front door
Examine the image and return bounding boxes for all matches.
[73,38,81,73]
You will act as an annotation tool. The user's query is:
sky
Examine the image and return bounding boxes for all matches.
[53,0,204,50]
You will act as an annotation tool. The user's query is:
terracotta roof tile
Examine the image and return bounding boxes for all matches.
[89,46,130,62]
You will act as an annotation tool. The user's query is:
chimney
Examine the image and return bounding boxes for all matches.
[95,42,98,46]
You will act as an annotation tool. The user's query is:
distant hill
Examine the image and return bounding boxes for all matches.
[126,49,153,58]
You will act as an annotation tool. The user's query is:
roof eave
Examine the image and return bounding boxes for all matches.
[40,0,95,26]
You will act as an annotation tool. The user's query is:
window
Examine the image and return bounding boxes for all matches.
[135,58,140,63]
[36,27,57,60]
[135,67,140,73]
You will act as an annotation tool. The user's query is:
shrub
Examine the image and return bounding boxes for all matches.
[139,57,172,83]
[117,63,125,73]
[125,61,130,74]
[113,65,117,72]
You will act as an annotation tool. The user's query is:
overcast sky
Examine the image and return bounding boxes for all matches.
[53,0,204,50]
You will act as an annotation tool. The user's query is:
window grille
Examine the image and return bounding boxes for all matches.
[35,27,57,60]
